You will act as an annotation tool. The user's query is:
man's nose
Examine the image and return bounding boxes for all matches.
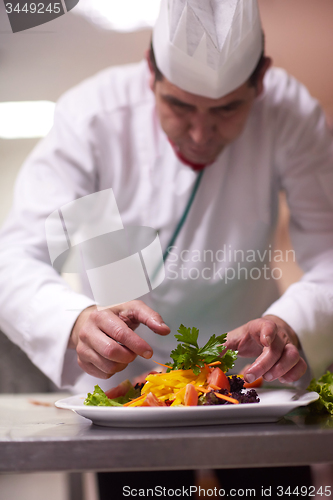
[188,115,216,145]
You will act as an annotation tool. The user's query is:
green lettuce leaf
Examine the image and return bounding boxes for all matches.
[84,384,142,407]
[307,371,333,415]
[84,385,116,406]
[111,385,142,405]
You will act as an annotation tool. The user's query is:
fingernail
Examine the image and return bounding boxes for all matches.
[264,335,272,346]
[142,351,153,359]
[245,373,255,384]
[279,377,286,383]
[154,320,170,330]
[265,373,273,381]
[152,319,166,327]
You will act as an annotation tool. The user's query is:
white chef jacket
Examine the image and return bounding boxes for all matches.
[0,61,332,392]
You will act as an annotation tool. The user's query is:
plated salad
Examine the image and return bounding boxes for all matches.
[84,325,260,408]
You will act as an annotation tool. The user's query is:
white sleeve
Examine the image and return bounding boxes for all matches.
[264,72,333,378]
[0,100,97,388]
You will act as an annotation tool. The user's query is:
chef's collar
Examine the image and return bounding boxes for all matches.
[168,139,212,172]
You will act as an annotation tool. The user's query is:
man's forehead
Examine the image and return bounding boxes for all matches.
[157,76,251,107]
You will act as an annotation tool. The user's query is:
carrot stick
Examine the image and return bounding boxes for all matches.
[152,360,173,370]
[213,392,239,404]
[123,394,147,407]
[194,386,210,394]
[207,361,221,366]
[209,383,222,391]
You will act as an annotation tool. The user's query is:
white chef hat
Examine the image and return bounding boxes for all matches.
[152,0,263,99]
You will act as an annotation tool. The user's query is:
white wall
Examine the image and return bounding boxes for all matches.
[259,0,333,114]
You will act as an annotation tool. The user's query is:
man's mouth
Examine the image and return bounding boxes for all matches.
[189,146,209,154]
[186,145,218,162]
[185,142,212,155]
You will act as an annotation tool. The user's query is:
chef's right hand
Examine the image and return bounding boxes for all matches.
[68,300,170,379]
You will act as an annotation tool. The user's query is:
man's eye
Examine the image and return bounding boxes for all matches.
[210,107,238,118]
[170,104,193,115]
[172,103,191,110]
[218,106,237,114]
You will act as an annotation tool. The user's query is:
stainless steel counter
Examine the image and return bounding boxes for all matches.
[1,393,332,473]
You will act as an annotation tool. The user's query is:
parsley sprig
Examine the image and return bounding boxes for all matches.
[166,324,237,375]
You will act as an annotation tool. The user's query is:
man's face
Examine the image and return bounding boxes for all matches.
[149,72,264,165]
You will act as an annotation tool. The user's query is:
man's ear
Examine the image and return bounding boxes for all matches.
[145,49,156,92]
[255,57,272,97]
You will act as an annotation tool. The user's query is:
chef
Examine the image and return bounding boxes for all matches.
[0,0,332,396]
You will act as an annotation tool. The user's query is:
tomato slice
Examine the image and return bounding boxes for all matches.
[184,384,198,406]
[104,379,132,399]
[142,392,166,407]
[207,367,230,391]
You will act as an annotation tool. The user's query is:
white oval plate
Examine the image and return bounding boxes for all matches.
[55,389,319,428]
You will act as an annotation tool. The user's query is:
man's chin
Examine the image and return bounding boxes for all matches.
[182,148,222,165]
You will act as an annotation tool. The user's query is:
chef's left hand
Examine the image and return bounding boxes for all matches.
[225,315,307,384]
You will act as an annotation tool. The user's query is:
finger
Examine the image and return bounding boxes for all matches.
[247,318,278,348]
[262,343,300,382]
[81,328,138,364]
[279,357,307,383]
[239,364,252,375]
[77,358,128,379]
[115,300,171,336]
[243,333,287,383]
[226,318,278,354]
[224,326,245,351]
[77,341,129,375]
[225,326,261,356]
[78,358,111,379]
[94,309,154,359]
[227,333,263,358]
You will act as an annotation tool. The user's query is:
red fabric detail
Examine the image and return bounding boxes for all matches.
[168,139,212,171]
